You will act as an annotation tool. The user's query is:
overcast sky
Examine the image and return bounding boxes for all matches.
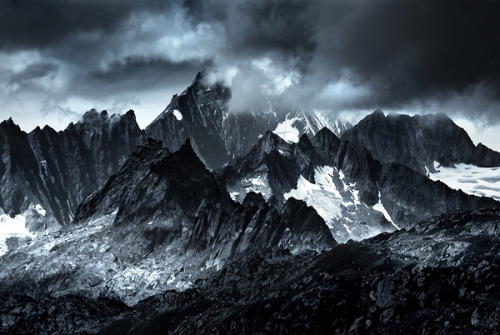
[1,0,499,149]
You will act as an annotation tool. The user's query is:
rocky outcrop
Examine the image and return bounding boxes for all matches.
[90,209,500,335]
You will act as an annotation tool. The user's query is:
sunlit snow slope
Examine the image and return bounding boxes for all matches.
[284,166,395,243]
[429,162,500,201]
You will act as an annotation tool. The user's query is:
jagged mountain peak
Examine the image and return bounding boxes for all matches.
[78,109,138,128]
[280,197,337,248]
[311,127,340,164]
[80,109,109,125]
[296,133,315,152]
[242,191,266,205]
[151,138,209,177]
[297,132,312,146]
[371,109,385,118]
[313,127,339,142]
[191,69,210,87]
[341,110,500,175]
[190,69,229,91]
[41,124,55,132]
[122,109,136,120]
[0,117,22,132]
[2,116,15,124]
[257,130,290,153]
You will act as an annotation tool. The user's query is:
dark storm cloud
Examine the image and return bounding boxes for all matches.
[0,0,178,50]
[314,1,500,106]
[228,1,316,60]
[90,57,211,92]
[0,1,124,50]
[1,0,500,128]
[178,0,500,120]
[10,62,58,83]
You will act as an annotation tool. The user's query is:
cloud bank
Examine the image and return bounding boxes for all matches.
[0,0,499,133]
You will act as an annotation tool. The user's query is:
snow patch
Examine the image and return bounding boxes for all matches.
[285,166,395,243]
[284,166,343,228]
[372,192,399,229]
[172,109,183,121]
[229,192,240,201]
[243,176,272,199]
[35,204,46,217]
[226,174,272,203]
[0,211,34,256]
[273,117,300,143]
[429,162,500,201]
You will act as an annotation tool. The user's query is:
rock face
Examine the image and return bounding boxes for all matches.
[342,110,500,175]
[0,119,50,220]
[0,110,144,228]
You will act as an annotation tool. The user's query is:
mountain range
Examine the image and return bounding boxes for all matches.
[0,72,499,334]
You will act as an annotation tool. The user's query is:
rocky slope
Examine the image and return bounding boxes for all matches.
[97,208,500,335]
[3,208,497,334]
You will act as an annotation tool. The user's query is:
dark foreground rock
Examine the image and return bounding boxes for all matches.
[3,208,496,334]
[100,209,500,335]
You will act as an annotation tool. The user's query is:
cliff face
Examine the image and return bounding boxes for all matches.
[0,110,144,228]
